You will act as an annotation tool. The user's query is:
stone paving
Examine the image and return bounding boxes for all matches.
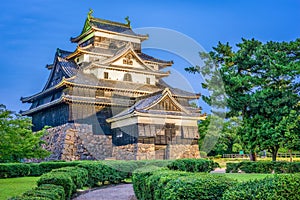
[73,184,136,200]
[73,168,226,200]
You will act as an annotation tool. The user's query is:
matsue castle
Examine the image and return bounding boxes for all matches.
[21,10,205,160]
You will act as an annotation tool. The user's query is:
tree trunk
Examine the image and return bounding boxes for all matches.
[289,149,293,162]
[271,147,279,162]
[249,151,257,161]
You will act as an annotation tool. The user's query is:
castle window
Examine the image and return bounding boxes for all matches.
[123,73,132,82]
[104,72,109,79]
[146,77,150,84]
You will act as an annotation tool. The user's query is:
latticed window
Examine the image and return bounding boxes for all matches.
[146,77,150,84]
[104,72,109,79]
[123,73,132,82]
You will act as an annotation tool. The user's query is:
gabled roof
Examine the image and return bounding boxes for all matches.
[138,52,173,67]
[71,10,148,43]
[107,88,196,123]
[42,50,79,92]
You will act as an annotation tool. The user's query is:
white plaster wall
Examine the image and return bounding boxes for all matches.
[94,32,141,44]
[112,57,145,70]
[85,68,156,84]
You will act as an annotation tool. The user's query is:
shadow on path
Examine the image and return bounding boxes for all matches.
[73,184,136,200]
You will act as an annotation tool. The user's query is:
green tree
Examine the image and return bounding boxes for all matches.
[0,104,50,162]
[188,38,300,161]
[198,115,242,156]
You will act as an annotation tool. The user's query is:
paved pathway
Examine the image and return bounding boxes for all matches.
[73,184,136,200]
[74,168,225,200]
[210,168,226,173]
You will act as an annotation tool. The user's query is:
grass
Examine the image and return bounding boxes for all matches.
[212,157,300,168]
[0,177,39,200]
[220,173,272,182]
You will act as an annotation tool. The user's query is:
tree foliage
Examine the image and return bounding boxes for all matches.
[198,115,242,156]
[0,104,50,162]
[188,38,300,161]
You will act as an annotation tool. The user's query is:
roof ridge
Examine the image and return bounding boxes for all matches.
[90,17,130,28]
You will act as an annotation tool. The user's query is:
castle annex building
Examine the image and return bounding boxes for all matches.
[21,11,205,160]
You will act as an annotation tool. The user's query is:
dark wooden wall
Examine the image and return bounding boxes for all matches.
[31,103,69,131]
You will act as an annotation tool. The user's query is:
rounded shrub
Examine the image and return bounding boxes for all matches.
[0,163,30,178]
[222,174,300,200]
[51,167,88,189]
[132,165,163,200]
[167,158,219,172]
[162,174,236,200]
[37,172,75,200]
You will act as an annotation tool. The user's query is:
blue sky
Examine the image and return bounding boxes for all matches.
[0,0,299,112]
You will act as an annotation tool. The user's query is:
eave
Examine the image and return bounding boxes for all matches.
[87,63,171,77]
[21,79,68,103]
[71,26,148,43]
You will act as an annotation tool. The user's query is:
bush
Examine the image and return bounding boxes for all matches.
[10,197,51,200]
[132,165,163,200]
[135,160,173,168]
[132,168,236,200]
[22,184,65,200]
[222,174,300,200]
[37,161,80,175]
[146,170,192,200]
[78,161,138,187]
[10,184,65,200]
[51,167,88,189]
[37,172,75,200]
[226,161,300,173]
[167,158,219,172]
[27,163,41,176]
[162,174,236,200]
[0,161,82,178]
[0,163,30,178]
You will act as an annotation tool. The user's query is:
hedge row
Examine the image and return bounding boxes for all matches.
[78,161,139,187]
[9,166,88,200]
[222,174,300,200]
[167,158,219,172]
[0,161,81,178]
[132,167,236,200]
[10,184,65,200]
[0,159,216,179]
[226,161,300,173]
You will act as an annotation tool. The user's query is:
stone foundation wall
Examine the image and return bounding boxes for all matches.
[168,144,200,159]
[42,123,199,161]
[136,143,155,160]
[112,144,137,160]
[44,123,113,161]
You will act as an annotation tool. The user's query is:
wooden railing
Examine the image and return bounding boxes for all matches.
[222,153,300,158]
[222,154,249,158]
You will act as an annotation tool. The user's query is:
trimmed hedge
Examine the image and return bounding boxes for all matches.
[132,168,236,200]
[78,161,138,187]
[29,161,81,176]
[10,184,65,200]
[51,167,88,189]
[0,161,81,178]
[167,158,219,172]
[132,165,164,200]
[163,174,236,200]
[222,174,300,200]
[37,172,74,200]
[226,161,300,173]
[0,163,31,178]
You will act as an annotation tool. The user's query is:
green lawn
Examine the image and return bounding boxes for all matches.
[0,177,39,200]
[217,173,272,182]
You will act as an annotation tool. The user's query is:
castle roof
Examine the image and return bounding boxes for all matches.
[71,10,148,43]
